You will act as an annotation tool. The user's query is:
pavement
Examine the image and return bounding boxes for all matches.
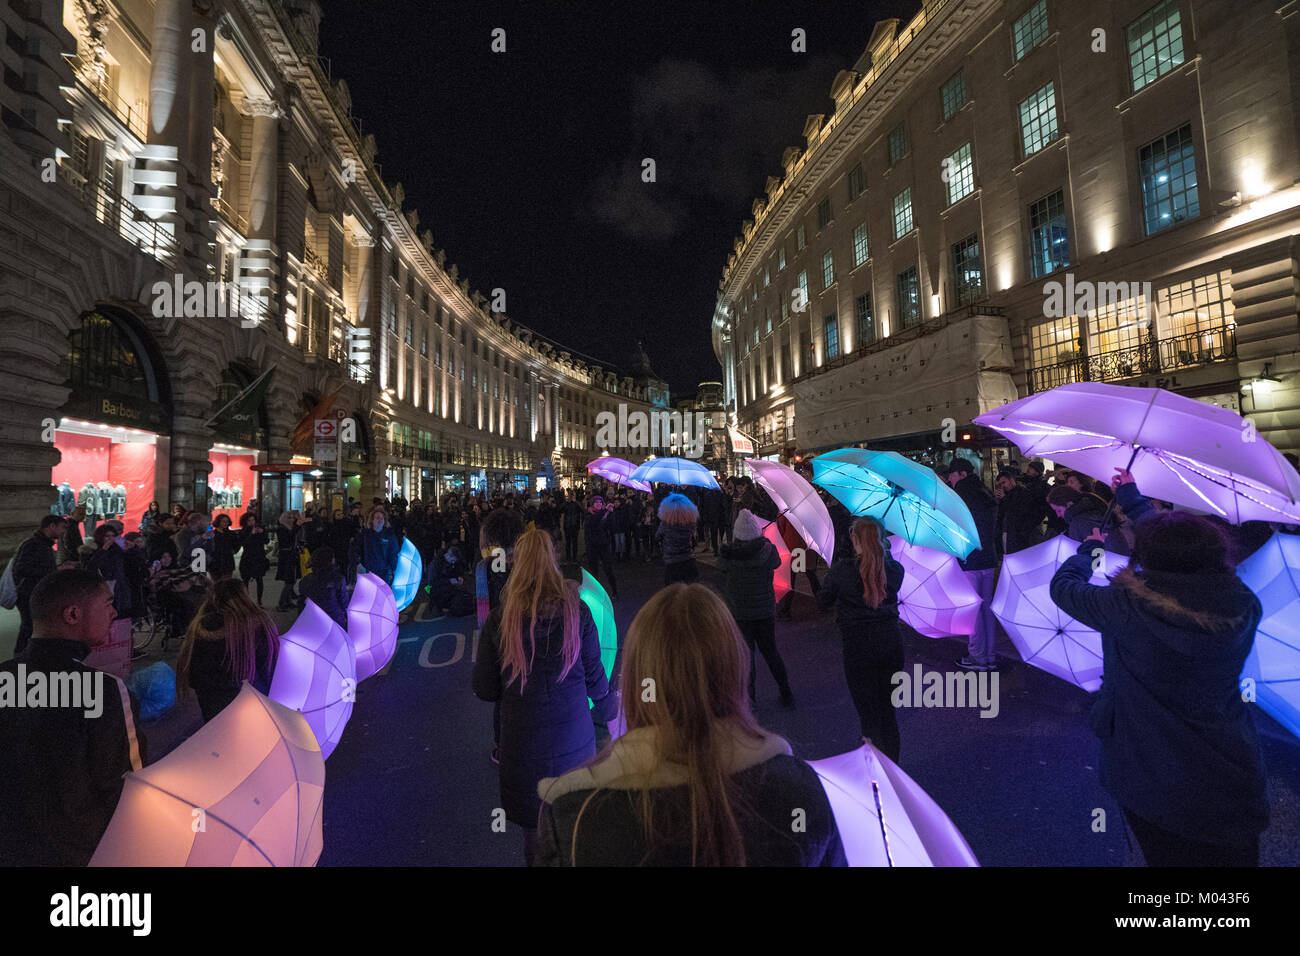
[2,548,1298,866]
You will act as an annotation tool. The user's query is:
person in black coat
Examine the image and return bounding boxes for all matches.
[473,528,615,864]
[427,544,471,614]
[175,578,279,723]
[208,513,240,580]
[946,458,999,670]
[237,513,271,605]
[84,524,132,619]
[274,511,303,611]
[145,513,180,566]
[995,469,1047,554]
[561,497,584,564]
[11,515,68,655]
[582,495,618,599]
[297,546,350,629]
[816,518,906,762]
[1050,484,1267,866]
[536,583,844,867]
[1047,484,1132,556]
[358,507,401,586]
[718,509,792,706]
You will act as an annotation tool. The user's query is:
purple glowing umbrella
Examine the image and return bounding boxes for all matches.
[810,742,979,867]
[586,456,652,493]
[1237,532,1300,741]
[348,572,399,681]
[888,538,981,639]
[993,534,1127,692]
[746,459,835,563]
[974,382,1300,524]
[629,456,722,490]
[270,599,356,759]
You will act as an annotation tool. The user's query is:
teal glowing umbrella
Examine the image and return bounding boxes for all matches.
[811,448,978,559]
[629,456,721,490]
[392,537,423,612]
[579,569,617,709]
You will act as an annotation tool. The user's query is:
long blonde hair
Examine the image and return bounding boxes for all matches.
[175,578,279,696]
[498,527,581,692]
[851,518,889,608]
[578,584,766,866]
[657,493,699,527]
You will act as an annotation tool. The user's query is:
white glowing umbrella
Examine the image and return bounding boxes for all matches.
[746,459,835,563]
[888,538,981,638]
[270,599,356,759]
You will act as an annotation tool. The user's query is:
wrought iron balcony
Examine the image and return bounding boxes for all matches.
[1028,326,1236,394]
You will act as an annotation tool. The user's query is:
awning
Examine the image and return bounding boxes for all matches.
[728,426,755,455]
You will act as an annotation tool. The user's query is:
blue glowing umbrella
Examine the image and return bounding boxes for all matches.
[392,536,423,612]
[629,456,721,491]
[1238,532,1300,741]
[811,449,978,559]
[578,569,618,710]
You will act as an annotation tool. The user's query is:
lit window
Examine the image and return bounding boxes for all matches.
[941,71,967,121]
[824,315,839,360]
[1019,81,1059,157]
[944,143,975,205]
[1030,315,1081,390]
[897,267,920,328]
[892,188,914,240]
[852,223,869,267]
[821,250,834,289]
[797,224,806,250]
[1029,189,1070,279]
[1140,124,1199,235]
[1012,0,1049,61]
[1128,0,1184,92]
[778,247,787,270]
[856,292,874,344]
[952,234,984,306]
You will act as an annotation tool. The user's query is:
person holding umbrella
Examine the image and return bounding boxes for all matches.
[946,459,999,671]
[718,509,793,708]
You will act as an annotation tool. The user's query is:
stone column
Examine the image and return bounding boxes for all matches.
[240,98,282,327]
[136,0,192,228]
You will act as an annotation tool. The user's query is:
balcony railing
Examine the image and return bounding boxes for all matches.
[59,166,179,268]
[76,70,147,141]
[1028,326,1237,394]
[210,193,248,235]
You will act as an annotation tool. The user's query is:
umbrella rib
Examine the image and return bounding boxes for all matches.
[123,776,280,866]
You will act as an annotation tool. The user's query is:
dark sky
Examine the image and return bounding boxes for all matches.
[318,0,920,394]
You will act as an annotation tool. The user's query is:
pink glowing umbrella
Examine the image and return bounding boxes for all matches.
[270,599,356,759]
[348,572,399,681]
[810,741,979,867]
[993,534,1126,692]
[1237,532,1300,741]
[586,456,652,493]
[888,538,981,639]
[90,684,324,866]
[974,382,1300,524]
[746,459,835,563]
[760,518,793,602]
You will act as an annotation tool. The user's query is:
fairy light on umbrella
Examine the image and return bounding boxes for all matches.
[745,459,835,563]
[629,456,722,490]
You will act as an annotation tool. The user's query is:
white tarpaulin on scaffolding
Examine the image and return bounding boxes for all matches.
[794,315,1020,448]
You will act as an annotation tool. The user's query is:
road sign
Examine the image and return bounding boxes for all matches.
[315,419,337,440]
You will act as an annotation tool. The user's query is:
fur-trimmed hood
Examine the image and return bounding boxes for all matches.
[1111,566,1260,647]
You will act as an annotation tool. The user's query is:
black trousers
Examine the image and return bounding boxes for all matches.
[841,626,904,764]
[564,528,580,562]
[664,559,698,586]
[584,548,617,597]
[1124,809,1259,867]
[737,616,791,701]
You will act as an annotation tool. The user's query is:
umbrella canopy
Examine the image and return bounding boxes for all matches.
[578,569,618,687]
[993,534,1127,692]
[348,572,399,681]
[746,459,835,563]
[760,518,794,602]
[270,599,356,759]
[811,448,979,559]
[629,456,721,490]
[974,382,1300,524]
[586,456,652,493]
[1238,532,1300,740]
[809,742,979,867]
[90,684,325,866]
[888,538,981,639]
[392,537,423,612]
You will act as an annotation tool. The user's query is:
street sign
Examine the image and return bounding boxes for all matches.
[315,418,337,462]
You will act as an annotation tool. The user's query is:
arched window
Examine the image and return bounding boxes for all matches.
[63,309,164,405]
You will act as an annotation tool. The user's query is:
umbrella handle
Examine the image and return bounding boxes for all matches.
[1097,446,1141,537]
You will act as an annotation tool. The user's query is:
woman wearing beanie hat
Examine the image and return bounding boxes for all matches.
[717,509,794,707]
[655,494,700,585]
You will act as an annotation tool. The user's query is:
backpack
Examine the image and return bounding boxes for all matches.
[0,555,17,609]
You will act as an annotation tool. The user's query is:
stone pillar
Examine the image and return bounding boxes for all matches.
[136,0,192,229]
[240,98,282,326]
[169,407,215,514]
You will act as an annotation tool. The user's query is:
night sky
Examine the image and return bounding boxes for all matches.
[318,0,920,395]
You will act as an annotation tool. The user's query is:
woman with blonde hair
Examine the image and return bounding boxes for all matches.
[536,583,844,866]
[473,526,616,864]
[654,492,699,585]
[816,517,906,762]
[175,577,280,722]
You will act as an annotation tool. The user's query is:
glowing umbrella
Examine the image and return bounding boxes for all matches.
[994,534,1126,692]
[392,536,423,612]
[810,741,979,867]
[348,572,399,681]
[630,456,721,490]
[760,518,793,602]
[746,459,834,563]
[579,569,617,709]
[974,382,1300,524]
[90,684,324,866]
[270,599,356,759]
[888,538,981,639]
[586,456,652,493]
[1238,532,1300,740]
[811,449,978,559]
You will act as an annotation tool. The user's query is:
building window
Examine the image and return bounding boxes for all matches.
[817,196,832,229]
[1019,81,1059,157]
[821,250,835,289]
[855,292,875,345]
[387,300,397,332]
[435,341,442,368]
[892,188,914,240]
[848,163,865,200]
[796,223,806,250]
[853,223,869,267]
[1012,0,1049,61]
[1089,286,1153,358]
[952,234,984,306]
[1159,271,1233,339]
[781,294,790,322]
[941,70,967,121]
[888,123,908,165]
[1029,189,1070,279]
[765,310,773,334]
[1140,124,1200,235]
[897,267,920,329]
[420,328,428,356]
[764,266,771,287]
[404,316,413,346]
[823,315,839,360]
[1128,0,1184,92]
[778,246,787,270]
[1030,315,1082,388]
[944,143,975,205]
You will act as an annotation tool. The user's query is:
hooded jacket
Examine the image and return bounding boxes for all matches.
[535,722,845,867]
[655,521,696,565]
[716,536,780,620]
[1050,546,1267,845]
[951,474,998,571]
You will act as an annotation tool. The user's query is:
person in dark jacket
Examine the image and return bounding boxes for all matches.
[699,488,726,555]
[274,510,303,611]
[946,458,999,671]
[358,506,401,586]
[0,570,146,865]
[1050,486,1267,866]
[297,546,350,628]
[84,523,132,618]
[816,518,906,762]
[655,493,700,585]
[582,495,619,599]
[145,513,180,566]
[561,497,584,563]
[60,504,87,565]
[473,528,616,864]
[995,469,1047,554]
[1047,484,1132,556]
[209,513,240,580]
[718,508,793,707]
[428,543,471,614]
[12,514,68,655]
[175,578,280,723]
[536,583,845,867]
[238,512,271,605]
